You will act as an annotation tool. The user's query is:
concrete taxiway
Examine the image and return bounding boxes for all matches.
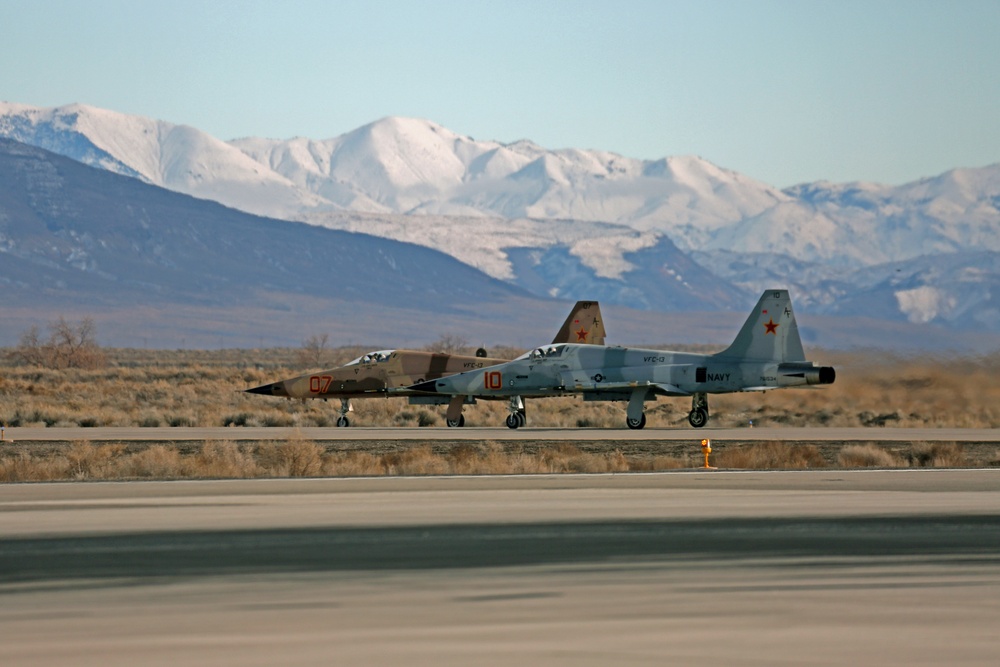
[5,425,1000,442]
[2,471,1000,666]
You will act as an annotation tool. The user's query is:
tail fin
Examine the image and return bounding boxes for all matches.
[715,290,806,362]
[552,301,606,345]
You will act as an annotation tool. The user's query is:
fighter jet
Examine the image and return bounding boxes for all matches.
[244,300,606,427]
[408,290,835,429]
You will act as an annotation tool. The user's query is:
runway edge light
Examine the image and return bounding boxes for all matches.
[700,438,716,470]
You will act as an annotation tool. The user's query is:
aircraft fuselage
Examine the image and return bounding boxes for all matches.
[413,343,834,399]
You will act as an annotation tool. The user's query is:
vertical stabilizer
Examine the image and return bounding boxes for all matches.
[715,290,806,362]
[552,301,606,345]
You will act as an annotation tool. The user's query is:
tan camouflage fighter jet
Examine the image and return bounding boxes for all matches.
[244,301,605,427]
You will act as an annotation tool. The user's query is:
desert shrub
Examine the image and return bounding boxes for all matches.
[534,444,628,473]
[416,410,438,427]
[10,317,107,370]
[908,442,967,468]
[261,413,296,428]
[716,442,827,469]
[539,444,583,473]
[627,455,690,471]
[65,441,126,479]
[223,413,253,427]
[385,446,451,476]
[119,445,184,478]
[295,333,331,369]
[323,451,385,476]
[195,440,260,478]
[0,451,68,482]
[837,444,903,468]
[448,442,520,475]
[393,410,417,426]
[256,436,323,477]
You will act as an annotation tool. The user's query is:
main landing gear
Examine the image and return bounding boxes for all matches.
[626,413,647,430]
[445,395,467,427]
[688,392,709,428]
[624,387,647,429]
[505,396,527,429]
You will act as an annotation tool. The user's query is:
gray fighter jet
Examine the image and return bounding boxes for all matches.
[409,290,835,429]
[245,300,606,427]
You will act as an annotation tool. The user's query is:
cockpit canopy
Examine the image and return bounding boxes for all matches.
[346,350,395,365]
[516,343,567,361]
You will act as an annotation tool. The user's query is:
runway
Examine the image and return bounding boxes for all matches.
[5,425,1000,442]
[2,471,1000,666]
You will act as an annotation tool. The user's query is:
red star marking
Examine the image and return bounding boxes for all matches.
[764,318,779,335]
[576,328,589,342]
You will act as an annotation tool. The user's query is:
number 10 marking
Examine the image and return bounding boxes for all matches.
[484,371,502,390]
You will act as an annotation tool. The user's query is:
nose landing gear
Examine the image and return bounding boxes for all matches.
[505,396,527,429]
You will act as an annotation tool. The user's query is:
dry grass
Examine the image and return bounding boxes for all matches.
[0,438,688,482]
[3,347,1000,430]
[837,444,905,468]
[906,442,968,468]
[0,348,981,427]
[0,435,991,482]
[714,441,827,469]
[2,346,1000,479]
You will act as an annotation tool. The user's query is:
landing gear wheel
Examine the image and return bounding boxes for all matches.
[688,408,708,428]
[336,416,350,428]
[505,413,520,429]
[446,415,465,428]
[626,413,647,430]
[516,412,526,428]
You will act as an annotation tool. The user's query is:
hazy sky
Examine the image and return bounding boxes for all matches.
[2,0,998,187]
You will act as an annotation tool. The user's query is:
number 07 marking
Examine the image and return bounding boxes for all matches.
[309,375,334,393]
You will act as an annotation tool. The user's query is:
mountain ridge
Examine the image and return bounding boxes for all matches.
[2,102,999,336]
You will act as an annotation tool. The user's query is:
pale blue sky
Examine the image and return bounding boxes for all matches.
[2,0,998,187]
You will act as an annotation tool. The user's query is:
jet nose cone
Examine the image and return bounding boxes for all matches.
[409,380,440,393]
[245,382,288,397]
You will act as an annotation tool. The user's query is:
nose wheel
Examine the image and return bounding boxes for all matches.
[446,415,466,427]
[505,411,527,429]
[504,396,527,429]
[336,399,353,427]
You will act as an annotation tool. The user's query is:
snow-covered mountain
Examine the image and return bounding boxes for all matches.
[0,103,787,245]
[2,101,999,333]
[0,102,325,217]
